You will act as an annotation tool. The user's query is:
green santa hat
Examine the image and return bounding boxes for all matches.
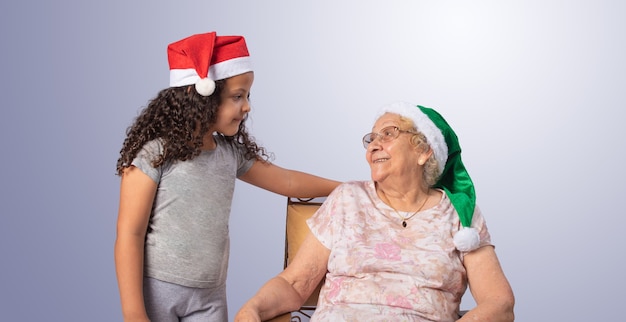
[376,102,480,252]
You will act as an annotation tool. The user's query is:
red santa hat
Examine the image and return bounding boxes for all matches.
[167,32,253,96]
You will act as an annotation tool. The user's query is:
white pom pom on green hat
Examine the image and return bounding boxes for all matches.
[376,102,480,252]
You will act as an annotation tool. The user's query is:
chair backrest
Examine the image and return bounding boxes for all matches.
[265,198,325,322]
[284,197,325,308]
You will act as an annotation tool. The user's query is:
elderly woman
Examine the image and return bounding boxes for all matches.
[235,102,515,321]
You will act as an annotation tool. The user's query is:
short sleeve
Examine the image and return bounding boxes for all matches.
[235,150,254,178]
[459,205,493,259]
[131,140,163,184]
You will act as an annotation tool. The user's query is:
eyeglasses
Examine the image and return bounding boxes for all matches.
[362,126,417,149]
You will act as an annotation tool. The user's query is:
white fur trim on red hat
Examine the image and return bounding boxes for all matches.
[208,56,253,82]
[169,69,201,87]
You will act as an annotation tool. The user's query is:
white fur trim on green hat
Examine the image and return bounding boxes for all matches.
[375,101,448,176]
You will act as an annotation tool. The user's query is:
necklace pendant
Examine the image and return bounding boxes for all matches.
[402,220,407,227]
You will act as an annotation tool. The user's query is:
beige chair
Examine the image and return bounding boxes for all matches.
[265,197,324,322]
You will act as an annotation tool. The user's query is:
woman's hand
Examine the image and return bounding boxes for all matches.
[233,307,262,322]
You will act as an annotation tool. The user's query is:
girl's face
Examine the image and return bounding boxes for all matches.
[211,71,254,136]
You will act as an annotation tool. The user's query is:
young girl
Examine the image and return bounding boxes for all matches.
[114,32,340,322]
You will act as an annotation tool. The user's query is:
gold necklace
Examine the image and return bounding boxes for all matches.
[391,194,429,228]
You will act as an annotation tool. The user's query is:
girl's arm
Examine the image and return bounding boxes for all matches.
[114,166,156,322]
[459,246,515,322]
[239,160,341,197]
[235,233,329,322]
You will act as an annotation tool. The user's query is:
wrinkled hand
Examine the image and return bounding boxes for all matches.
[233,308,262,322]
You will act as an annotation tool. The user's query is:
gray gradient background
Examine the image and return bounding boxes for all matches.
[1,1,624,321]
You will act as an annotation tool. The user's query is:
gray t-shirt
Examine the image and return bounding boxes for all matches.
[132,136,255,288]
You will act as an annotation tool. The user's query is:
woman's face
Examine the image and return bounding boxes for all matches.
[211,71,254,136]
[365,113,424,185]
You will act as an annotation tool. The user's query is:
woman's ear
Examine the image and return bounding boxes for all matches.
[418,148,434,166]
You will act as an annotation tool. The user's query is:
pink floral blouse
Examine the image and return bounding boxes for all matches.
[307,181,492,321]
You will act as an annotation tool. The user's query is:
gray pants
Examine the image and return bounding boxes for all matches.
[143,277,228,322]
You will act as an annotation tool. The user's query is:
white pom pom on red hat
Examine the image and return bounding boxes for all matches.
[195,78,216,96]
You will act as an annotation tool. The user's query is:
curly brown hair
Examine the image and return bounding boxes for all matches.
[116,81,271,176]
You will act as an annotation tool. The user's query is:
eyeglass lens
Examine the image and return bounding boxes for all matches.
[362,126,399,148]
